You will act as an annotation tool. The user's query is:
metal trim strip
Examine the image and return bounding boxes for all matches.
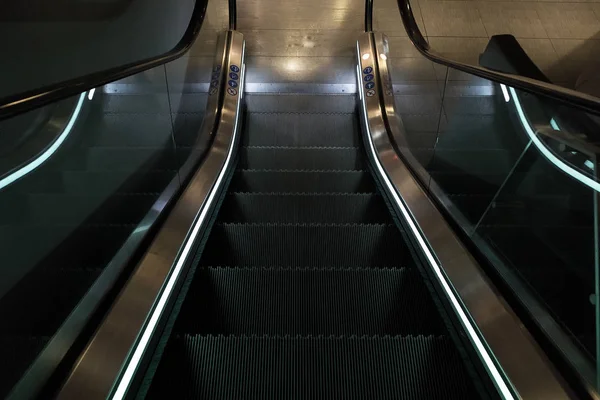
[54,30,245,400]
[357,32,574,400]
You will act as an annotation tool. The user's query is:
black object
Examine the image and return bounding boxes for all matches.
[365,0,373,32]
[479,35,550,83]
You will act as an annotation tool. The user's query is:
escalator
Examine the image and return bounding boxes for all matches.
[2,0,598,398]
[140,93,487,398]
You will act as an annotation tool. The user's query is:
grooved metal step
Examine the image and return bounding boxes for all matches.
[244,113,359,147]
[175,267,441,335]
[230,170,376,193]
[239,146,364,170]
[245,94,356,114]
[142,93,485,400]
[147,335,479,400]
[201,223,411,267]
[219,193,389,223]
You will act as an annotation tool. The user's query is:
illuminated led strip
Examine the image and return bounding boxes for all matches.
[509,86,600,193]
[0,92,87,191]
[111,44,245,400]
[357,52,515,400]
[500,84,510,103]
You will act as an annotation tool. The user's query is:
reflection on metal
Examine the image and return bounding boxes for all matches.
[87,88,96,100]
[509,87,600,193]
[0,92,86,191]
[359,32,574,400]
[56,31,245,400]
[178,32,229,180]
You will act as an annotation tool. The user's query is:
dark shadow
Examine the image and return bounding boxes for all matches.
[545,31,600,95]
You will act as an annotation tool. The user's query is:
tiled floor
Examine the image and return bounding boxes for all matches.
[396,0,600,90]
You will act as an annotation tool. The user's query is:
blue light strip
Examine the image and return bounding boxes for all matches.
[0,92,87,191]
[509,87,600,193]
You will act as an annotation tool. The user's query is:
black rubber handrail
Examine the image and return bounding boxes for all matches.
[365,0,373,32]
[0,0,209,121]
[229,0,237,30]
[396,0,600,115]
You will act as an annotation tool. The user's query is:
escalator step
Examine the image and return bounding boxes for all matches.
[244,113,359,147]
[245,93,355,114]
[239,146,364,170]
[175,267,442,335]
[230,170,376,193]
[219,193,390,223]
[201,223,411,267]
[147,335,478,400]
[0,336,50,399]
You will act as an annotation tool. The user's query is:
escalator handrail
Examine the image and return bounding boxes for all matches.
[365,0,373,32]
[0,0,209,121]
[229,0,237,31]
[395,0,600,114]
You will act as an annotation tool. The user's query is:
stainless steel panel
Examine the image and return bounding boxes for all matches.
[55,30,245,400]
[359,32,575,400]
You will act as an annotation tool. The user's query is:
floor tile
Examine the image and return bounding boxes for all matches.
[428,37,489,64]
[536,3,600,39]
[420,2,487,37]
[478,2,548,38]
